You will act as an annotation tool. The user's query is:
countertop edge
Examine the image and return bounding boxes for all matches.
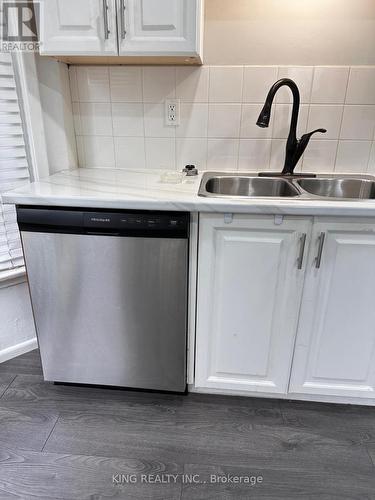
[4,192,375,217]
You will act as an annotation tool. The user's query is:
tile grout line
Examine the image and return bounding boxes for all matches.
[206,67,211,169]
[141,67,147,170]
[333,67,351,172]
[300,66,315,172]
[174,67,177,171]
[236,66,245,171]
[108,67,116,169]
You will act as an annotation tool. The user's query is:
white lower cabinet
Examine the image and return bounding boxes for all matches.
[195,214,312,395]
[195,214,375,404]
[289,218,375,400]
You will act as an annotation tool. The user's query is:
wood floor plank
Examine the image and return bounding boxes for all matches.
[2,349,375,498]
[0,447,182,500]
[0,374,15,398]
[280,400,375,445]
[0,403,59,452]
[40,408,374,477]
[1,374,185,414]
[180,462,375,500]
[0,350,42,376]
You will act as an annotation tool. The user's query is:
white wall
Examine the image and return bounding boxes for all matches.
[204,0,375,66]
[0,281,36,363]
[35,56,77,174]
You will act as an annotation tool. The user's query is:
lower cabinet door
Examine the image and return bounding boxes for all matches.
[195,214,311,394]
[289,218,375,400]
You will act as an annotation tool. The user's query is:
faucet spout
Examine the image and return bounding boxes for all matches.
[256,78,326,175]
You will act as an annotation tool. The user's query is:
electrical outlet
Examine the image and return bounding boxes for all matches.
[165,99,180,126]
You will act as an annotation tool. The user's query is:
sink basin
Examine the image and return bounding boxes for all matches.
[200,175,300,198]
[296,178,375,199]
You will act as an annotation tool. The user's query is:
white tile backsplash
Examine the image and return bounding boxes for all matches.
[335,141,372,173]
[176,67,209,102]
[71,64,375,173]
[68,67,79,102]
[142,67,175,103]
[368,143,375,173]
[307,105,343,140]
[311,67,349,104]
[340,106,375,140]
[209,66,243,103]
[79,102,112,136]
[177,103,208,138]
[82,136,115,168]
[114,137,145,169]
[346,67,375,105]
[109,67,143,102]
[144,103,175,138]
[302,140,338,173]
[145,138,175,169]
[207,139,239,170]
[176,138,207,170]
[270,139,288,172]
[72,102,81,136]
[242,67,278,103]
[238,139,272,171]
[112,103,144,137]
[276,67,314,103]
[208,104,242,138]
[76,67,110,102]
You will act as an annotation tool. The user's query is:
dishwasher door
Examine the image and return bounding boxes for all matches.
[21,230,188,392]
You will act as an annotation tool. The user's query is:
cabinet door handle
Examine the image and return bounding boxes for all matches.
[103,0,110,39]
[120,0,126,39]
[297,233,307,270]
[315,232,326,269]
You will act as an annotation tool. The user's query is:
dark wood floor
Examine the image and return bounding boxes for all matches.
[1,350,375,499]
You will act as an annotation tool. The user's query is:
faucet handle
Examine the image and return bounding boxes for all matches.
[301,128,327,143]
[291,128,327,169]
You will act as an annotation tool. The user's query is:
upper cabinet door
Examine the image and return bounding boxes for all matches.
[289,218,375,400]
[195,214,311,395]
[40,0,118,55]
[118,0,203,58]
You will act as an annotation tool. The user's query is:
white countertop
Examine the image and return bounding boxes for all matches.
[4,167,375,217]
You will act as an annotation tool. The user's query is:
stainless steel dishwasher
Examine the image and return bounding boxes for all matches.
[17,207,189,392]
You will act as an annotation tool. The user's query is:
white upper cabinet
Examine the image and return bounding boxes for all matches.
[40,0,118,56]
[195,214,312,395]
[39,0,203,61]
[118,0,202,57]
[289,218,375,400]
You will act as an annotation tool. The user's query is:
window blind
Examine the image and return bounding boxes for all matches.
[0,51,31,276]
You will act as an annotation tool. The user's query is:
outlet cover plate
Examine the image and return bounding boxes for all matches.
[165,99,180,126]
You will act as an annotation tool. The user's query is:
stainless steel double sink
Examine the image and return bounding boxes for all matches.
[198,172,375,201]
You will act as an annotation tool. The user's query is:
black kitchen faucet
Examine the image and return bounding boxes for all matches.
[256,78,327,176]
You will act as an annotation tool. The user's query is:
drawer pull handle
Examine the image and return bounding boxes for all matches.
[103,0,110,39]
[297,233,307,270]
[120,0,126,39]
[315,232,326,269]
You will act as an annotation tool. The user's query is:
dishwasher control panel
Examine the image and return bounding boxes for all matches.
[83,212,187,230]
[17,207,189,238]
